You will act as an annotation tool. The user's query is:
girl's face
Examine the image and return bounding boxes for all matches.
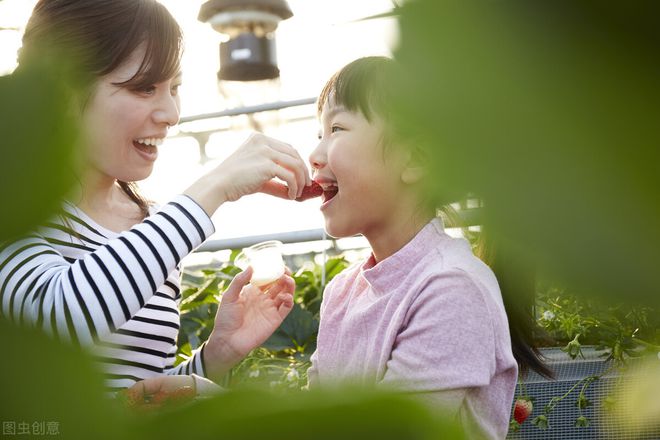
[81,47,181,183]
[310,100,411,239]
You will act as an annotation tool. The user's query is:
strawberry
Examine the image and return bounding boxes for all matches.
[513,398,534,425]
[118,388,142,408]
[149,390,169,405]
[295,181,323,202]
[165,386,195,404]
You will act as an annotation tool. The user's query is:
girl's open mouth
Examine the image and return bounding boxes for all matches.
[321,184,338,205]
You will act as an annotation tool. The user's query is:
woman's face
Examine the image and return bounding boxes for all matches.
[81,47,181,183]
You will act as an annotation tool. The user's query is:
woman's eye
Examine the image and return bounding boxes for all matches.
[137,85,157,96]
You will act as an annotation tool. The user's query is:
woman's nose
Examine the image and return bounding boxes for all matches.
[153,93,180,127]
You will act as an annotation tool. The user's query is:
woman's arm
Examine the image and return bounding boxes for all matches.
[0,195,214,345]
[1,131,309,347]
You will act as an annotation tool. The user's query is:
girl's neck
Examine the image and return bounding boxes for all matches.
[365,204,434,264]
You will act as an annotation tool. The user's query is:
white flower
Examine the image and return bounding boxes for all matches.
[286,369,300,382]
[542,311,555,321]
[248,369,260,378]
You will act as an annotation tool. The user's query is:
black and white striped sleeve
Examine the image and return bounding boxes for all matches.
[165,341,208,378]
[0,195,214,347]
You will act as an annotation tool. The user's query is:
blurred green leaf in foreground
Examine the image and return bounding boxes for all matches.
[0,65,78,242]
[392,0,660,305]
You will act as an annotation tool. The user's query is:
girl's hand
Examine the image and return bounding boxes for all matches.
[203,267,295,382]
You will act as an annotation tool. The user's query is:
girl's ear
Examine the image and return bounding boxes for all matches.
[400,146,427,185]
[401,164,426,184]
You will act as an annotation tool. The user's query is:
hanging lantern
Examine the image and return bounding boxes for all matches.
[198,0,293,81]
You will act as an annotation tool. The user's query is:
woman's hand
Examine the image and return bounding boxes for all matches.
[184,132,311,216]
[203,267,295,382]
[120,375,196,410]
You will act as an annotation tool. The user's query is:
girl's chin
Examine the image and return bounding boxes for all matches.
[323,218,356,240]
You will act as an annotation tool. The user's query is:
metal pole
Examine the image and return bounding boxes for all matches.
[178,97,317,124]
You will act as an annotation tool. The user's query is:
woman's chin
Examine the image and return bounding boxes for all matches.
[118,166,154,183]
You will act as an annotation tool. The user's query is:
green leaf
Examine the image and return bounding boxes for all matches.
[575,416,590,428]
[0,66,77,242]
[532,415,550,430]
[262,304,319,352]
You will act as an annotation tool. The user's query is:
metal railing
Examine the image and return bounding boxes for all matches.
[178,97,316,124]
[194,208,484,253]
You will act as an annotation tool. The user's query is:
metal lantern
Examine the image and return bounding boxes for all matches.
[198,0,293,81]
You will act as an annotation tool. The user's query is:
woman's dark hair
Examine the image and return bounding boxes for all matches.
[319,56,552,378]
[19,0,184,218]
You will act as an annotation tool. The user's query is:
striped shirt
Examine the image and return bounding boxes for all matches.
[0,194,215,391]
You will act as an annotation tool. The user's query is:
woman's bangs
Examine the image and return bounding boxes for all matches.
[119,3,182,90]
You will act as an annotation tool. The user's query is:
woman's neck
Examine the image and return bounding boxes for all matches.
[71,169,142,232]
[72,168,118,211]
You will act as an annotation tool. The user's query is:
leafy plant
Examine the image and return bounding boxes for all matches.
[177,254,350,390]
[535,283,660,363]
[508,282,660,433]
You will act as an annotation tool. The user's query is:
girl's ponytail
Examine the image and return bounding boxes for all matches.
[475,228,554,379]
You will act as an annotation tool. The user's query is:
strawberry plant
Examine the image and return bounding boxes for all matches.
[508,281,659,436]
[177,253,350,390]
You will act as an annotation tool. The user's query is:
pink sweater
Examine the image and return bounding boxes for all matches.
[308,219,518,439]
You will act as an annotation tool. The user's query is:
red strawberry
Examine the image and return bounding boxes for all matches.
[166,386,195,404]
[295,181,323,201]
[149,390,169,405]
[118,388,142,408]
[513,398,534,425]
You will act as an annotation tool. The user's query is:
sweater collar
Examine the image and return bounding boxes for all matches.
[360,218,446,294]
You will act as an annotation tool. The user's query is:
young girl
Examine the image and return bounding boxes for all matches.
[306,56,548,439]
[0,0,311,394]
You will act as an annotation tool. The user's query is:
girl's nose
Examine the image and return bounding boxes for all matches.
[309,141,327,171]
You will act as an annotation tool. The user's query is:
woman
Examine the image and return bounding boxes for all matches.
[0,0,309,393]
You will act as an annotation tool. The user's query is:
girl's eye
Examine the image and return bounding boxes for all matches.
[171,84,181,96]
[331,125,343,133]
